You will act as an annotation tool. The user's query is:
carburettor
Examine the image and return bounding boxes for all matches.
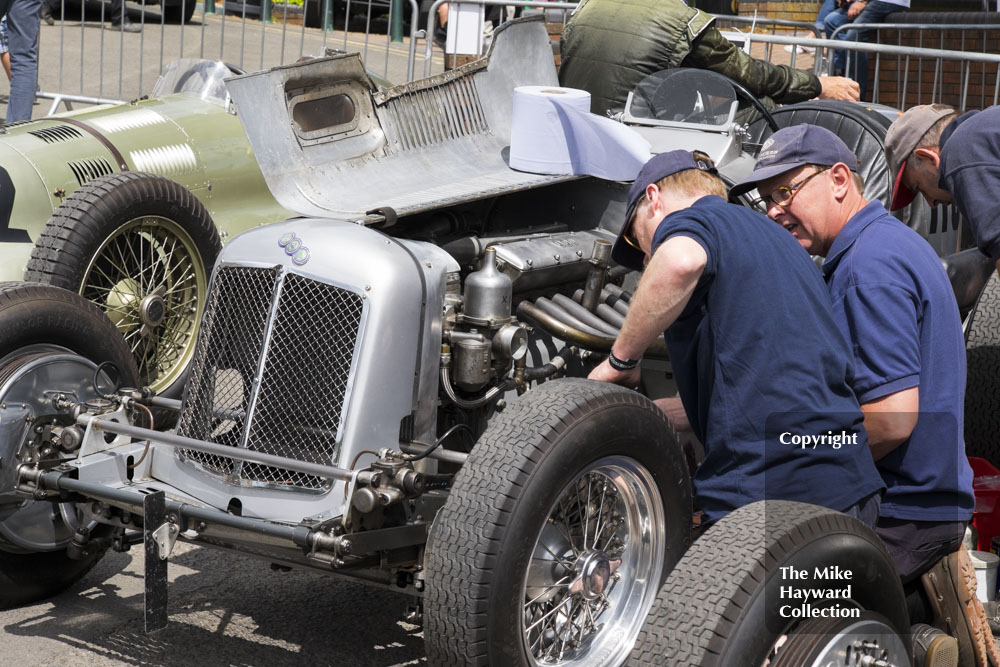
[443,247,528,394]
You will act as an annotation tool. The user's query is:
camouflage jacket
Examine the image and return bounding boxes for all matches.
[558,0,822,116]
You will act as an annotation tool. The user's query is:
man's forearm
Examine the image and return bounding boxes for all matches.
[612,236,707,360]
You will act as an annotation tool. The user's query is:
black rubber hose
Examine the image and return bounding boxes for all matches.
[523,347,572,382]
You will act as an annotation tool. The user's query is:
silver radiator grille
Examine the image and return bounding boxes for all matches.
[381,75,489,152]
[177,266,364,490]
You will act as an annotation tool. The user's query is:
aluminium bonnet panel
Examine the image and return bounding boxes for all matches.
[225,18,572,222]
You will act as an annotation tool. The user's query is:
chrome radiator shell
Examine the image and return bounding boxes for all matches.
[166,218,456,509]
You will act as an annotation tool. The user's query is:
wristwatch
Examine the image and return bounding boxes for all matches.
[608,351,640,371]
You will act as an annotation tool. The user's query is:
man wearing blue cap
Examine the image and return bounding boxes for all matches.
[589,149,884,529]
[734,125,982,666]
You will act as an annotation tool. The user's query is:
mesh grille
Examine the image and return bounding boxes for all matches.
[381,75,489,152]
[177,266,364,490]
[242,273,363,488]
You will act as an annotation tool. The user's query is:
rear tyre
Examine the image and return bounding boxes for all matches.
[424,378,692,666]
[162,0,197,23]
[0,282,140,609]
[25,172,221,415]
[628,500,909,666]
[965,272,1000,463]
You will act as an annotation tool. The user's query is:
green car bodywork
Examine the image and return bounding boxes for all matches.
[0,60,298,399]
[0,65,294,280]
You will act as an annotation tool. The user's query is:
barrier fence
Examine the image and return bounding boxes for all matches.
[21,0,1000,119]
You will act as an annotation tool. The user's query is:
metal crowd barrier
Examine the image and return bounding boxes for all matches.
[719,28,1000,110]
[22,0,1000,120]
[713,15,822,71]
[33,0,419,115]
[826,22,1000,110]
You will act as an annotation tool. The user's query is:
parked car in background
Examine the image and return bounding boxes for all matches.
[0,59,294,402]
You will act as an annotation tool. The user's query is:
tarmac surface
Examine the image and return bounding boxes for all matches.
[0,540,428,665]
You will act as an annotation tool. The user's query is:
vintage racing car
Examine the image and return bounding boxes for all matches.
[0,16,992,666]
[0,59,295,403]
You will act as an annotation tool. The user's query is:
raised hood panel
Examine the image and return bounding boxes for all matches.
[226,18,570,222]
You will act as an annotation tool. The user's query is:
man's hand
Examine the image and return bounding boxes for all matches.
[847,0,867,19]
[817,76,861,101]
[588,359,641,388]
[653,396,692,432]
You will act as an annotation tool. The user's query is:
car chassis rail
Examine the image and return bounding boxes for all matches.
[15,413,432,632]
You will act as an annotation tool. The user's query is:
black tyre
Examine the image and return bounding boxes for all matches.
[25,172,221,408]
[162,0,197,23]
[0,282,140,609]
[424,378,692,666]
[629,500,909,666]
[965,272,1000,463]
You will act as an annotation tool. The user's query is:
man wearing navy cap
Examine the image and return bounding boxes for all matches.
[734,125,981,666]
[589,149,884,529]
[885,104,1000,274]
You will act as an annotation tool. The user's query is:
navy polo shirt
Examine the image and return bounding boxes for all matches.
[822,201,974,522]
[651,196,884,524]
[938,107,1000,261]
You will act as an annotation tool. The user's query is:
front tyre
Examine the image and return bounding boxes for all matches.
[0,282,140,609]
[424,378,692,666]
[629,500,910,666]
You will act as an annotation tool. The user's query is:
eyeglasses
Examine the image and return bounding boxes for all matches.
[756,167,829,209]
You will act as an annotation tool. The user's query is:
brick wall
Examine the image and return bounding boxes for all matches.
[867,18,1000,109]
[738,1,818,23]
[731,2,1000,109]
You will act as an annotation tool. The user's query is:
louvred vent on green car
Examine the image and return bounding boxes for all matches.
[67,157,115,186]
[28,125,84,144]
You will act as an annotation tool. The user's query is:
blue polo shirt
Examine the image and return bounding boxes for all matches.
[938,107,1000,261]
[822,201,974,522]
[651,196,884,524]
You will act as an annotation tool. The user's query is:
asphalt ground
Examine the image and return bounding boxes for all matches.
[0,1,438,119]
[0,540,428,665]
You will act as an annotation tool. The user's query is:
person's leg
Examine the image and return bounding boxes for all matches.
[5,0,42,123]
[814,0,839,34]
[843,1,900,98]
[824,7,852,74]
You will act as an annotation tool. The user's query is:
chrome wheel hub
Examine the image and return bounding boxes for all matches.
[575,551,612,600]
[521,457,665,666]
[139,291,167,329]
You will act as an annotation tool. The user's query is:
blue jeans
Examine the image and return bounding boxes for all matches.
[824,0,903,100]
[813,0,839,35]
[0,0,41,122]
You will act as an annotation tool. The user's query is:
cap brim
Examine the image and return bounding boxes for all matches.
[610,200,646,271]
[729,161,806,199]
[889,162,917,211]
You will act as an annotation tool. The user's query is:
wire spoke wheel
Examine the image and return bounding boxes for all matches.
[767,613,909,667]
[523,458,663,665]
[424,378,692,667]
[81,216,207,393]
[25,172,222,409]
